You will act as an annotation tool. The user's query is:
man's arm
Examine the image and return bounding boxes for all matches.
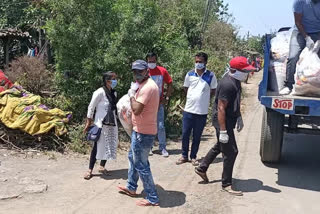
[294,12,308,38]
[217,99,228,131]
[184,87,188,95]
[130,97,144,115]
[210,89,216,99]
[166,82,173,97]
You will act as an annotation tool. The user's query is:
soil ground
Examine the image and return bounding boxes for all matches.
[1,71,320,214]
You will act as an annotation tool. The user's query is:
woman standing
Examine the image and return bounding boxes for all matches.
[83,71,118,180]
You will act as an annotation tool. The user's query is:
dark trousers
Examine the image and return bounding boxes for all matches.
[285,30,320,89]
[89,141,107,170]
[182,111,207,159]
[199,126,238,187]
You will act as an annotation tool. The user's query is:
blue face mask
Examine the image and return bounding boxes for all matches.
[110,80,117,89]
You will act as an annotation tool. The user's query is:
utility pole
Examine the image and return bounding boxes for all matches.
[200,0,213,49]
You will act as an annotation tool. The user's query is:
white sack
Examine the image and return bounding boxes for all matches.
[293,40,320,96]
[268,60,287,92]
[270,29,292,62]
[116,94,133,137]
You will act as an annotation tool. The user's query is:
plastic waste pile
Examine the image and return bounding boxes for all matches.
[269,29,293,92]
[293,41,320,96]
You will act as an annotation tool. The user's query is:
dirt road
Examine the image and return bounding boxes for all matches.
[1,71,320,214]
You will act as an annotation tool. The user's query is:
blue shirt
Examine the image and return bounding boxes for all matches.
[293,0,320,33]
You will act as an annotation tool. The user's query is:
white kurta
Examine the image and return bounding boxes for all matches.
[87,87,118,160]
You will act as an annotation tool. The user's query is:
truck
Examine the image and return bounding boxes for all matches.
[258,29,320,163]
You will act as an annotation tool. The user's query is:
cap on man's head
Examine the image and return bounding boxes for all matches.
[132,60,148,71]
[229,56,256,72]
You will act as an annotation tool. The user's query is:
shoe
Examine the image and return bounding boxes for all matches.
[221,186,243,196]
[194,167,209,183]
[191,159,199,166]
[176,157,189,165]
[279,87,291,95]
[149,149,153,156]
[161,149,169,157]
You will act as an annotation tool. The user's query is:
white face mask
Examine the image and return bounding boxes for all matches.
[229,70,248,82]
[148,63,157,69]
[195,63,205,70]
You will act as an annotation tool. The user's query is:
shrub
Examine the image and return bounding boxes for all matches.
[5,56,53,95]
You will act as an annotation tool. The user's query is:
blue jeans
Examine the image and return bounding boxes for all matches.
[285,30,320,89]
[181,111,207,159]
[157,104,166,150]
[127,131,159,204]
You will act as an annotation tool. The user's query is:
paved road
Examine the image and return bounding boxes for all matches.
[230,71,320,214]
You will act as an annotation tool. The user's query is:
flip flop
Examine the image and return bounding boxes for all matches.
[117,186,137,197]
[98,168,109,175]
[136,199,159,207]
[83,171,92,180]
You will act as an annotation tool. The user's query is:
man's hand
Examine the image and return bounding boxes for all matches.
[128,82,139,98]
[236,116,244,132]
[160,97,169,105]
[305,36,315,50]
[219,130,229,144]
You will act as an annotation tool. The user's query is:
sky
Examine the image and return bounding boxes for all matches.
[223,0,294,37]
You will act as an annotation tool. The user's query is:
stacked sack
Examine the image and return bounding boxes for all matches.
[293,41,320,97]
[268,29,292,92]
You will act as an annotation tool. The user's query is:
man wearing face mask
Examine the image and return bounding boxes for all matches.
[146,52,173,157]
[118,60,160,206]
[280,0,320,95]
[176,52,217,166]
[194,56,255,196]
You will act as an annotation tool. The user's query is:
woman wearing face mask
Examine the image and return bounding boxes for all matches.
[83,71,119,180]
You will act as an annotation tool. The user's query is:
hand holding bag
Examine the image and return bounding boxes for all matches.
[86,125,102,142]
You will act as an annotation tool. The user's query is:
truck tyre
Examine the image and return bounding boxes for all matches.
[260,107,284,163]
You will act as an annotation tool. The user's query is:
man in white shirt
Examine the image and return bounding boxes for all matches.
[176,52,217,166]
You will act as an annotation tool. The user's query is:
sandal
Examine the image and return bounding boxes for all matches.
[136,199,159,207]
[98,167,109,175]
[221,186,243,196]
[176,157,189,165]
[117,186,137,197]
[191,159,199,166]
[83,171,92,180]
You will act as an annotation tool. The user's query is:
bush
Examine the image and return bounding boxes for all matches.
[5,56,53,95]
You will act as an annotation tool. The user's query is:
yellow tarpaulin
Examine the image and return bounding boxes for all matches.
[0,87,72,136]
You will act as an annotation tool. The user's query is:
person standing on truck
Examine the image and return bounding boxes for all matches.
[194,56,256,196]
[146,52,173,157]
[176,52,217,166]
[280,0,320,95]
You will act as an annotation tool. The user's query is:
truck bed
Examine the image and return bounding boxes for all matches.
[266,91,320,101]
[259,34,320,116]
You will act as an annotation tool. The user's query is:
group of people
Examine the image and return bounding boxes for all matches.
[83,50,256,206]
[80,0,320,205]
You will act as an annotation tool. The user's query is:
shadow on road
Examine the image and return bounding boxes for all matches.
[156,185,186,208]
[140,184,186,208]
[92,168,128,180]
[233,178,281,193]
[265,134,320,192]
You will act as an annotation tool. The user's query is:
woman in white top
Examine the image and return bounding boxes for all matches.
[83,71,118,180]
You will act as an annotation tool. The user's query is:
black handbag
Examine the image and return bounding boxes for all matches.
[86,125,102,142]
